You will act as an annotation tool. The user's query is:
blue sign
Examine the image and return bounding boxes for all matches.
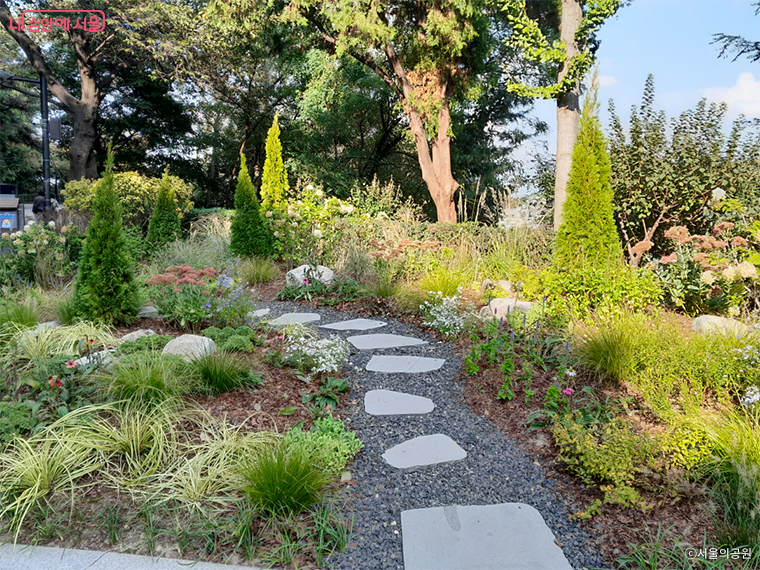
[0,212,17,230]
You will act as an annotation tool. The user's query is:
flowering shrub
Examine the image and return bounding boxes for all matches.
[0,220,84,287]
[420,289,465,338]
[286,333,350,378]
[145,264,218,331]
[203,272,256,328]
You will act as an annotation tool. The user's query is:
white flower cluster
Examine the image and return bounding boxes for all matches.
[287,334,350,374]
[740,386,760,407]
[420,289,464,338]
[731,345,760,366]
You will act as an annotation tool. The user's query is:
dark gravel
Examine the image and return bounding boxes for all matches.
[255,300,609,570]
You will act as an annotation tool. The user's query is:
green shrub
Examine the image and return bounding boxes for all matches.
[145,170,182,255]
[202,326,237,345]
[71,151,141,326]
[284,415,362,476]
[0,300,37,329]
[239,441,329,516]
[235,256,281,286]
[146,235,230,275]
[190,351,260,395]
[230,154,273,257]
[0,402,33,445]
[62,171,193,228]
[103,352,193,405]
[116,334,172,355]
[260,113,288,213]
[221,335,254,353]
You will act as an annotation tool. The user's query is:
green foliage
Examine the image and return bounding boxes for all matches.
[661,423,713,472]
[554,94,622,269]
[0,402,33,446]
[62,171,193,229]
[234,256,281,285]
[260,113,288,212]
[147,236,230,274]
[239,441,329,516]
[284,415,362,476]
[103,353,194,405]
[230,154,274,257]
[221,335,254,353]
[302,377,351,410]
[189,351,261,395]
[71,152,141,326]
[202,325,255,347]
[116,335,173,355]
[145,170,182,255]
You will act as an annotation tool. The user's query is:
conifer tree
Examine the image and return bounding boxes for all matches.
[553,87,622,270]
[145,168,181,255]
[260,112,288,212]
[230,153,273,257]
[71,148,140,325]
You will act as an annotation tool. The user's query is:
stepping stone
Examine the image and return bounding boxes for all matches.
[365,389,435,416]
[268,312,321,326]
[382,434,465,469]
[366,355,445,373]
[347,333,427,350]
[321,318,387,331]
[250,308,271,318]
[401,503,573,570]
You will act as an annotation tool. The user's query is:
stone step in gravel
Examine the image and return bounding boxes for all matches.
[366,355,445,374]
[365,389,435,416]
[268,312,321,326]
[401,503,573,570]
[382,434,466,469]
[320,318,387,331]
[347,333,427,351]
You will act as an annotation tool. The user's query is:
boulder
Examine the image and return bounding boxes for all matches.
[137,306,160,319]
[286,264,335,287]
[18,321,60,346]
[692,315,750,336]
[121,329,156,342]
[480,297,532,319]
[162,334,216,361]
[73,349,117,370]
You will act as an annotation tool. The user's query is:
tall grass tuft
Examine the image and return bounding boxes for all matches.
[235,256,281,286]
[189,351,258,396]
[102,352,195,405]
[145,235,230,276]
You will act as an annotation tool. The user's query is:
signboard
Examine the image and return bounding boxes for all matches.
[0,212,17,231]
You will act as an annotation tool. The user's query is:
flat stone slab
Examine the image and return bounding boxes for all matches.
[347,333,427,350]
[366,355,445,373]
[382,434,465,469]
[0,543,262,569]
[365,389,435,416]
[251,308,271,318]
[321,318,387,331]
[268,312,321,326]
[401,503,573,570]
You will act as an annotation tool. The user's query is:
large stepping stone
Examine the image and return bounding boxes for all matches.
[347,333,427,350]
[269,312,321,326]
[321,318,387,331]
[366,355,445,373]
[382,434,465,469]
[401,503,573,570]
[365,389,435,416]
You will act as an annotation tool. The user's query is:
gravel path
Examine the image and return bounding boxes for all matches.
[255,300,609,570]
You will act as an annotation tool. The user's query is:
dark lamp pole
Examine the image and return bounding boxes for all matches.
[0,71,51,210]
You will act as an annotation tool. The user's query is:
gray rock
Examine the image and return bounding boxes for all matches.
[73,349,117,369]
[347,333,427,351]
[137,306,160,319]
[162,334,216,362]
[250,308,271,318]
[269,312,321,326]
[480,297,532,319]
[18,321,60,346]
[120,329,155,342]
[285,264,335,287]
[401,503,573,570]
[497,279,513,293]
[365,389,435,416]
[382,434,466,469]
[321,318,387,331]
[366,355,445,373]
[692,315,750,336]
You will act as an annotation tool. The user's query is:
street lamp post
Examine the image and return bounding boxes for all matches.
[0,71,51,211]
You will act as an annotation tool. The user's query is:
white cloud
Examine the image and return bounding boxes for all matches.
[598,75,619,88]
[703,72,760,118]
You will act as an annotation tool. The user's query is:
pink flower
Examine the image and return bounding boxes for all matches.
[173,287,181,292]
[562,387,574,396]
[65,360,77,369]
[202,290,209,295]
[659,253,678,264]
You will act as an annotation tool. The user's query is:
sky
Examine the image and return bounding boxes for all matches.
[528,0,760,155]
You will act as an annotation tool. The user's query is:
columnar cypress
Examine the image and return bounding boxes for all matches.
[230,153,273,257]
[145,168,181,255]
[553,90,622,270]
[71,149,140,325]
[260,112,288,212]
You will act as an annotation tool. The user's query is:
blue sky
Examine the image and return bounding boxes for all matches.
[529,0,760,154]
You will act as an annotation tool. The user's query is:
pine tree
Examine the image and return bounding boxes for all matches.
[230,153,273,257]
[260,112,288,212]
[145,168,181,255]
[553,88,622,270]
[71,149,140,325]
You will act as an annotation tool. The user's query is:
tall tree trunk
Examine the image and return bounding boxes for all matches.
[553,0,583,230]
[69,103,99,180]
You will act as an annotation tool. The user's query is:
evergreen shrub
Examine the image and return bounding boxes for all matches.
[230,154,273,257]
[260,113,288,212]
[145,169,182,255]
